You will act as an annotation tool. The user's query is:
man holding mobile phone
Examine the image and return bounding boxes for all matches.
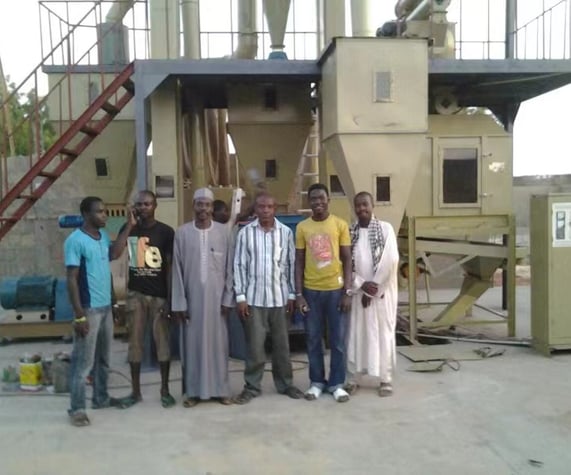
[121,190,176,408]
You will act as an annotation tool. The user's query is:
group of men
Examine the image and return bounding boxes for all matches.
[64,184,399,427]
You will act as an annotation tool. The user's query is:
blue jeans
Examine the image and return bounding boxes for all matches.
[303,288,347,391]
[69,306,113,415]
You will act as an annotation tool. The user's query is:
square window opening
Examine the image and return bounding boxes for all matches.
[95,158,109,178]
[330,175,345,196]
[265,159,277,179]
[263,86,278,110]
[376,176,391,203]
[442,148,478,204]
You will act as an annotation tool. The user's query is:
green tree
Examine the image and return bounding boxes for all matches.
[0,82,56,157]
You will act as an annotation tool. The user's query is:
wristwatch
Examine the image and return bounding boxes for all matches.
[344,288,353,297]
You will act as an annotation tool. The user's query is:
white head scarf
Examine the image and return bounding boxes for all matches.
[193,188,214,201]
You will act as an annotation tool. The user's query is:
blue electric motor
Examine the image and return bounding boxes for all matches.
[0,276,56,310]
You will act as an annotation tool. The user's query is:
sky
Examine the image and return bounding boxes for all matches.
[0,0,570,176]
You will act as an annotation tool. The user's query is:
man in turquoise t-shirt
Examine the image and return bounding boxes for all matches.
[65,196,135,427]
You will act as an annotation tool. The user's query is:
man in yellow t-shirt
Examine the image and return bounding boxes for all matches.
[295,183,353,402]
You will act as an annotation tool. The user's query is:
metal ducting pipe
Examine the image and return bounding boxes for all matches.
[106,0,135,22]
[406,0,451,23]
[505,0,516,59]
[180,1,206,188]
[316,0,324,51]
[323,0,345,45]
[188,96,207,188]
[208,109,231,186]
[181,0,201,59]
[233,0,258,59]
[395,0,421,19]
[351,0,379,37]
[406,0,432,21]
[98,0,135,64]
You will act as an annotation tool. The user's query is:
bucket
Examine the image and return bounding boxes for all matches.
[52,354,71,393]
[19,355,43,391]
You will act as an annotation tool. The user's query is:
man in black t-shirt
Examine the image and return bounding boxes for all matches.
[123,190,175,408]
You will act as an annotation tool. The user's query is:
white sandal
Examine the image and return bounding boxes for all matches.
[379,382,393,397]
[304,385,322,401]
[332,387,350,403]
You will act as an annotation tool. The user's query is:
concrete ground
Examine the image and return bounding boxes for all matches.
[1,286,571,475]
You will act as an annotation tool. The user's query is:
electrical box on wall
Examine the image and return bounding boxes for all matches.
[530,193,571,355]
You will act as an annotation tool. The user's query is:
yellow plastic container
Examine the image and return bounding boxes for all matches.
[19,361,43,391]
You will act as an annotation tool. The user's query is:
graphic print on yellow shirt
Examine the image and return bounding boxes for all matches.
[296,215,351,291]
[308,233,333,269]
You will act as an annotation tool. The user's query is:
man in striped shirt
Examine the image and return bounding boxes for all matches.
[232,192,304,404]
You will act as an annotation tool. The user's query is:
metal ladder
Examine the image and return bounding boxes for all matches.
[0,63,134,241]
[289,115,320,214]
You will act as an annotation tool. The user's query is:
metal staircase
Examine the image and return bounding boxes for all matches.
[0,63,134,241]
[0,1,146,242]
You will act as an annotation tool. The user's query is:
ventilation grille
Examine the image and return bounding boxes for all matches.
[374,71,392,103]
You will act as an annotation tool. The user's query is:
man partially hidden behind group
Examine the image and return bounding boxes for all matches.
[120,190,176,408]
[232,192,304,404]
[345,192,399,397]
[171,188,234,407]
[212,199,230,225]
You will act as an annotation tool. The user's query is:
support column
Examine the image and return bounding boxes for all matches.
[408,216,418,343]
[316,0,324,52]
[150,0,180,59]
[505,0,516,59]
[507,214,517,337]
[134,70,148,190]
[181,0,201,58]
[148,0,181,226]
[150,83,182,227]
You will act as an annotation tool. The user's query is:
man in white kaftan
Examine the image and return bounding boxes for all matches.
[171,188,234,406]
[346,192,399,397]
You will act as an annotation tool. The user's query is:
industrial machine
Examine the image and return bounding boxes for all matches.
[530,194,571,355]
[0,208,128,340]
[0,276,73,339]
[1,0,571,341]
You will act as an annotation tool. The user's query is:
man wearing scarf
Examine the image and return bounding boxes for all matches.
[346,192,399,397]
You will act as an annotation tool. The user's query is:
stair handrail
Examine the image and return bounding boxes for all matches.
[0,1,103,109]
[0,61,135,217]
[1,1,144,150]
[513,0,570,59]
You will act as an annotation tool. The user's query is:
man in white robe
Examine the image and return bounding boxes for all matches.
[171,188,234,406]
[346,191,399,397]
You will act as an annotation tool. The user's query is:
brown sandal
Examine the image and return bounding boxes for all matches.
[284,386,304,399]
[182,397,199,408]
[344,382,359,396]
[232,390,254,405]
[218,397,233,406]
